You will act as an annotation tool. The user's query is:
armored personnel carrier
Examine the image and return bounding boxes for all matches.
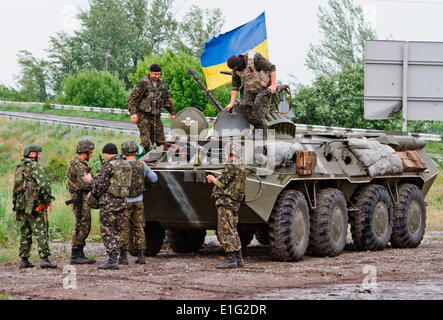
[135,70,439,262]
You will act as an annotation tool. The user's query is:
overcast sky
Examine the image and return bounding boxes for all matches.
[2,0,443,88]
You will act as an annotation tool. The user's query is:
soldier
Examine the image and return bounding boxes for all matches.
[119,141,158,265]
[206,142,246,269]
[12,144,57,269]
[127,64,176,151]
[84,143,132,270]
[66,140,96,265]
[224,51,277,140]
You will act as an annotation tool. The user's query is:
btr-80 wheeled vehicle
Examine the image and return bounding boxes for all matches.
[135,70,439,262]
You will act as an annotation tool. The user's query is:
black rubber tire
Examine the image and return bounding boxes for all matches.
[307,188,348,257]
[254,226,270,245]
[166,229,206,253]
[350,184,393,251]
[391,184,426,248]
[144,222,166,257]
[239,230,254,248]
[268,190,310,262]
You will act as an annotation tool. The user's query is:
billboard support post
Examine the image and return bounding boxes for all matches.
[402,42,409,133]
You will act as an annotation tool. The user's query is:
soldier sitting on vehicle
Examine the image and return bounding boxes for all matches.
[206,142,246,269]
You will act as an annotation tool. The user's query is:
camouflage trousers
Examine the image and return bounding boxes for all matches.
[71,197,92,249]
[136,113,165,150]
[238,90,271,127]
[99,208,123,256]
[120,201,146,251]
[17,211,50,258]
[216,206,241,253]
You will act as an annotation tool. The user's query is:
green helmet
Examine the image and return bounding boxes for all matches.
[23,144,42,157]
[76,139,95,154]
[121,141,139,156]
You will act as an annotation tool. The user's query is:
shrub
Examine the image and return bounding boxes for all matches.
[129,50,230,116]
[56,69,128,109]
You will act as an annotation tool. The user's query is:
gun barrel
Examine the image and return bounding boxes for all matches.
[187,69,224,112]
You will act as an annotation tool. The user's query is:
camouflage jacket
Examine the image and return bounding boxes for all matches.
[127,76,175,116]
[232,52,276,92]
[91,156,128,212]
[67,157,93,194]
[212,163,246,211]
[13,158,55,214]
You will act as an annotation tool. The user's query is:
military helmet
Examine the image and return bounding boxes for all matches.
[76,139,95,154]
[23,144,42,157]
[224,142,243,158]
[121,141,139,156]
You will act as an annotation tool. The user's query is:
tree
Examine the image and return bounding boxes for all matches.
[306,0,376,76]
[56,69,128,109]
[175,5,225,57]
[48,0,178,90]
[129,50,230,115]
[15,50,51,102]
[292,67,401,130]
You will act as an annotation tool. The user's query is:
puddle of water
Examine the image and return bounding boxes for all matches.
[255,279,443,300]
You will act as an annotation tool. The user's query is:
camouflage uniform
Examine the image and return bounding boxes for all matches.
[13,158,55,259]
[120,160,147,252]
[127,76,176,149]
[91,156,131,257]
[232,52,276,128]
[67,157,93,249]
[212,164,247,253]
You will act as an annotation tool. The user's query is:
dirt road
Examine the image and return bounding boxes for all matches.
[0,233,442,300]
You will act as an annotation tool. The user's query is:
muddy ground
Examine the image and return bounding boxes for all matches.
[0,233,442,300]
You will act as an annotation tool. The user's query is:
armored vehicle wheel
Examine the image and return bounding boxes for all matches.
[391,184,426,248]
[350,184,393,251]
[308,188,348,257]
[144,222,165,257]
[254,226,270,245]
[239,230,254,248]
[167,229,206,253]
[268,190,310,262]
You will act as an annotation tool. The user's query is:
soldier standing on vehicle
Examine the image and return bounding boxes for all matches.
[224,51,277,140]
[127,64,176,152]
[118,141,158,265]
[66,140,96,265]
[206,142,246,269]
[84,143,132,270]
[12,144,57,269]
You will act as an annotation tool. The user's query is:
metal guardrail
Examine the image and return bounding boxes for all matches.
[0,100,441,141]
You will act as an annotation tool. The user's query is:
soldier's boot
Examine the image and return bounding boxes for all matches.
[40,257,57,269]
[70,247,96,265]
[135,249,146,265]
[216,252,238,269]
[118,249,129,265]
[19,257,35,269]
[79,246,96,264]
[236,250,245,268]
[98,253,119,270]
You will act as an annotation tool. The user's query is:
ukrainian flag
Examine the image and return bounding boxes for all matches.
[200,12,269,90]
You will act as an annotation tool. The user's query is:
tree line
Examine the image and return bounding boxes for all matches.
[0,0,441,133]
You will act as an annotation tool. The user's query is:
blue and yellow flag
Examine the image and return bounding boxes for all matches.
[200,12,269,90]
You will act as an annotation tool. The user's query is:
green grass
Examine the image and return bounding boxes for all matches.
[0,119,133,247]
[0,104,172,127]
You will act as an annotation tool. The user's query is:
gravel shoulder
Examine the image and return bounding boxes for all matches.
[0,233,442,300]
